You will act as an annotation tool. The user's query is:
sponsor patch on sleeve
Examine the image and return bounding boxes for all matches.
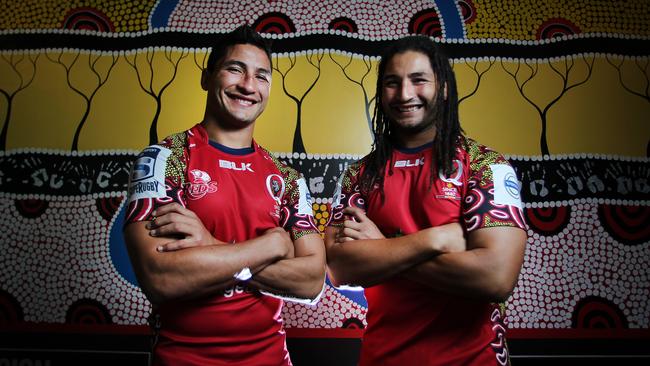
[296,178,314,216]
[490,164,523,209]
[128,146,171,203]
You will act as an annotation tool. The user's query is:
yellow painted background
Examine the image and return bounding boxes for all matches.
[1,49,648,156]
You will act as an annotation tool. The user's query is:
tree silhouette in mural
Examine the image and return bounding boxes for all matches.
[0,52,39,150]
[46,50,118,151]
[272,51,324,154]
[328,51,376,138]
[455,58,495,105]
[125,48,188,145]
[193,48,208,72]
[605,56,650,155]
[502,56,594,155]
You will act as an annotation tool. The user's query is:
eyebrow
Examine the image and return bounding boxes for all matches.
[222,60,272,76]
[384,71,432,80]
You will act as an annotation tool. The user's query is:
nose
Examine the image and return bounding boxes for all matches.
[237,73,256,94]
[397,80,415,101]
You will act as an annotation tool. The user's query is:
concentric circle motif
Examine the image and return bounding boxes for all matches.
[571,296,628,329]
[458,0,477,24]
[524,206,571,236]
[328,17,358,33]
[342,317,365,329]
[0,289,23,326]
[96,196,124,222]
[14,198,49,219]
[536,18,581,40]
[62,7,115,32]
[408,8,442,38]
[253,12,296,34]
[598,204,650,245]
[65,299,113,324]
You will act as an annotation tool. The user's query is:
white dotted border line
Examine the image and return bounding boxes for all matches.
[1,148,647,163]
[2,193,644,208]
[0,28,648,43]
[0,48,647,65]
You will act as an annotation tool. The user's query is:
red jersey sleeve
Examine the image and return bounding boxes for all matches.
[124,132,188,224]
[330,162,366,228]
[263,150,319,240]
[461,138,527,232]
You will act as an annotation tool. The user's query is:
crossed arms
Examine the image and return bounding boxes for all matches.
[124,203,326,305]
[325,207,527,302]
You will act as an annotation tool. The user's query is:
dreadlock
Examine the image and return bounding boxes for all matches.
[359,36,462,196]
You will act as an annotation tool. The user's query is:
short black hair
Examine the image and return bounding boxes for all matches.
[206,24,273,72]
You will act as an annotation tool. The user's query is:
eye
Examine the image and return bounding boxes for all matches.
[256,74,270,82]
[383,80,398,87]
[226,66,243,74]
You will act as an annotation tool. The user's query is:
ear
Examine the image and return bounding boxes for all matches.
[200,69,210,91]
[443,82,448,101]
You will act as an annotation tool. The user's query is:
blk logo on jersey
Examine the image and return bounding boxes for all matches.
[187,169,218,200]
[394,157,424,168]
[219,159,254,172]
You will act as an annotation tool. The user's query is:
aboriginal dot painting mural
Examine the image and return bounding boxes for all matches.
[1,0,649,342]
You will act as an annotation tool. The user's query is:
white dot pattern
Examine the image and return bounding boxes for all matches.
[0,193,150,325]
[168,0,438,38]
[1,193,647,329]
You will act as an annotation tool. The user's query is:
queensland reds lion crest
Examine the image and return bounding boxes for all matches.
[187,169,218,200]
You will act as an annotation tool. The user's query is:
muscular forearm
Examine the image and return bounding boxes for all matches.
[402,227,527,302]
[125,223,289,304]
[325,226,456,288]
[248,255,325,301]
[248,233,326,301]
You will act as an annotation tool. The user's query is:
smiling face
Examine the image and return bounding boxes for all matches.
[201,43,272,129]
[381,50,443,145]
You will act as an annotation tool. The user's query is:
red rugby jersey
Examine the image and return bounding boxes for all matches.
[125,123,318,366]
[331,136,526,366]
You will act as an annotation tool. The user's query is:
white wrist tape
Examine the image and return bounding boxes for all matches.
[233,267,252,281]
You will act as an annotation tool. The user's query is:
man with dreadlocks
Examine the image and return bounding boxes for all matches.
[326,35,527,365]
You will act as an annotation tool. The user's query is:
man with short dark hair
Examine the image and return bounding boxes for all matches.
[124,25,325,365]
[326,36,527,365]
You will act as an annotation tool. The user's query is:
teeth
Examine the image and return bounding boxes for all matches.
[397,106,420,112]
[234,98,253,106]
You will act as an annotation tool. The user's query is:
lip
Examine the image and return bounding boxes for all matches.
[391,104,423,114]
[225,92,258,106]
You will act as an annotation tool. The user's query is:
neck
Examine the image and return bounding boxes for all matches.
[395,125,436,149]
[201,116,255,148]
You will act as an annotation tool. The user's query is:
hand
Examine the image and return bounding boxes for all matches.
[335,206,385,243]
[264,227,295,259]
[147,203,221,252]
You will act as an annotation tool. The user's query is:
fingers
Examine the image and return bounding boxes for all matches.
[149,220,191,238]
[151,202,195,219]
[157,238,196,252]
[342,206,368,222]
[341,219,362,231]
[334,227,360,243]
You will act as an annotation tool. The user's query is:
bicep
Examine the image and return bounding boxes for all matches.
[466,226,527,277]
[123,221,168,268]
[293,233,326,260]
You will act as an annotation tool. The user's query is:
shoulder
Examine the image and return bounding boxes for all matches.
[459,135,509,167]
[257,145,303,183]
[131,130,189,185]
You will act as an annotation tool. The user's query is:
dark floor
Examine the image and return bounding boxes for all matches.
[1,331,648,365]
